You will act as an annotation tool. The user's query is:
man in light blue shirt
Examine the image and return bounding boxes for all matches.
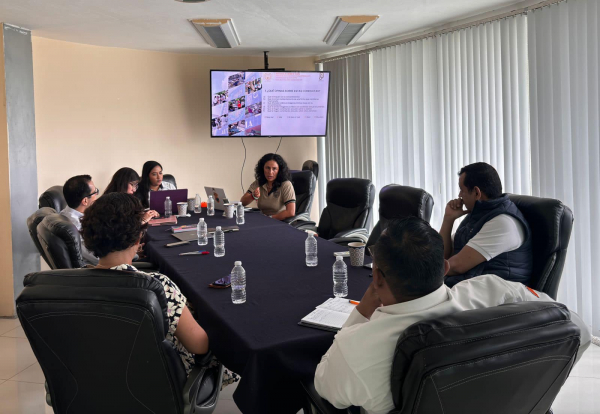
[60,175,99,266]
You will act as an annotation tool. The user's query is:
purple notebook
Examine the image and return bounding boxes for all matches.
[149,189,188,215]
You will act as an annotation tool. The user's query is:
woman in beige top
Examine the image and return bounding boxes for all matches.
[240,153,296,220]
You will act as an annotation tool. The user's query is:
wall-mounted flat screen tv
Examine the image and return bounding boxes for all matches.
[210,70,330,137]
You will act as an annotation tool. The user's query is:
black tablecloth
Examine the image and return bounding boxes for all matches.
[144,212,372,414]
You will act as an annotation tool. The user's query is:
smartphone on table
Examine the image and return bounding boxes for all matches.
[209,275,231,288]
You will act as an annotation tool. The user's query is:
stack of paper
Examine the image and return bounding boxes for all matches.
[299,298,357,332]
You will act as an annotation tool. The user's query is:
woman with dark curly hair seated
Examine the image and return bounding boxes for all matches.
[103,167,159,224]
[80,193,239,386]
[240,153,296,220]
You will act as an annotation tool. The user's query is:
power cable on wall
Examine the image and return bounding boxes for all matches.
[240,137,247,193]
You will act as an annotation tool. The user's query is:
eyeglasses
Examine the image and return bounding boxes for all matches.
[368,246,385,278]
[129,182,139,190]
[85,188,99,198]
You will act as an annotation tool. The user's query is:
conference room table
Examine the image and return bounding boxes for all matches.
[144,210,372,414]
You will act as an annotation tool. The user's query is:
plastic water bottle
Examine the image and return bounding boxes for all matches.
[197,218,208,246]
[236,202,245,225]
[333,256,348,297]
[214,226,225,257]
[231,261,246,304]
[164,197,172,218]
[194,193,202,213]
[305,231,318,267]
[207,195,215,216]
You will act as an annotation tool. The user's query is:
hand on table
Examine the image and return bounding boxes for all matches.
[143,210,159,224]
[356,281,382,320]
[444,198,467,221]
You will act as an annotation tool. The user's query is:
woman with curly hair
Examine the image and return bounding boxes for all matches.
[240,153,296,220]
[80,193,239,386]
[104,167,159,223]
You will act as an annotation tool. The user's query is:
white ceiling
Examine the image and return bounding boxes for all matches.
[0,0,529,57]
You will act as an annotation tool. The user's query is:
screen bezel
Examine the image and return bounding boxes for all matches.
[209,69,331,138]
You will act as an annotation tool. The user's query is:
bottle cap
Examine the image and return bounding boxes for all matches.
[199,218,204,222]
[216,226,222,230]
[336,255,344,261]
[235,261,242,266]
[166,196,170,199]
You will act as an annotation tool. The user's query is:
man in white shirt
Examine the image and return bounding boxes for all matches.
[440,162,533,287]
[314,217,590,414]
[60,175,100,266]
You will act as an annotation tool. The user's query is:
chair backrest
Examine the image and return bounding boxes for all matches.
[16,268,188,414]
[302,160,319,180]
[318,178,375,240]
[290,170,317,218]
[391,301,580,414]
[26,207,56,267]
[163,174,177,188]
[37,214,85,269]
[367,185,434,248]
[508,194,574,299]
[39,185,67,211]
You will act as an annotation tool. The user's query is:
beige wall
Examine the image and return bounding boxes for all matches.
[0,28,16,316]
[32,37,319,222]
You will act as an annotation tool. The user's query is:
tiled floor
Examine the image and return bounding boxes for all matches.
[0,316,598,413]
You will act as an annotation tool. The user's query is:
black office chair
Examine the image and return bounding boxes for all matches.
[294,178,375,245]
[285,170,317,224]
[163,174,177,188]
[39,185,67,211]
[302,301,581,414]
[37,214,85,269]
[366,185,434,249]
[16,268,223,414]
[26,207,56,268]
[302,160,319,180]
[508,194,574,300]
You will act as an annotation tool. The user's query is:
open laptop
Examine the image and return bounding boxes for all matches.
[204,187,230,211]
[150,189,188,215]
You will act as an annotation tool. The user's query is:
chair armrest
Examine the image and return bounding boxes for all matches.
[183,351,223,414]
[332,229,369,243]
[284,212,311,224]
[300,380,355,414]
[327,237,365,246]
[292,221,318,233]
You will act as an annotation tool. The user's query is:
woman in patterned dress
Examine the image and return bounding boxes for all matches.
[80,192,239,386]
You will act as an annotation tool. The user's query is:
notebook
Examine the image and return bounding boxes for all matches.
[299,298,357,332]
[149,216,178,226]
[172,225,239,242]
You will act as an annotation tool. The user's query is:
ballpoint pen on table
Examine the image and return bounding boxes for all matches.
[179,251,210,256]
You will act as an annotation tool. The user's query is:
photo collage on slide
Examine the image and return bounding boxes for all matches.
[212,72,263,136]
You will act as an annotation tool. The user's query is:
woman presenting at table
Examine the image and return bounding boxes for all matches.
[80,193,239,386]
[241,153,296,220]
[135,160,176,209]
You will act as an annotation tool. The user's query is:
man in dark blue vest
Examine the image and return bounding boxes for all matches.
[440,162,533,287]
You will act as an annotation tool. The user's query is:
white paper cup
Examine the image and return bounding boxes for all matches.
[177,202,188,216]
[224,203,235,219]
[348,242,366,267]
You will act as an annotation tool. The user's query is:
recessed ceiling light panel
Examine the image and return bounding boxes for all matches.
[189,18,240,48]
[324,16,379,46]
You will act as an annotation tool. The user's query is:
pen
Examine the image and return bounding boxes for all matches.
[349,300,360,305]
[179,251,210,256]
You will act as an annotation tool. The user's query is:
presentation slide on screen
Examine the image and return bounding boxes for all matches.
[211,71,330,137]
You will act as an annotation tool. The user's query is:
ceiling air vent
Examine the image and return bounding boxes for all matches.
[324,16,379,46]
[189,18,240,48]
